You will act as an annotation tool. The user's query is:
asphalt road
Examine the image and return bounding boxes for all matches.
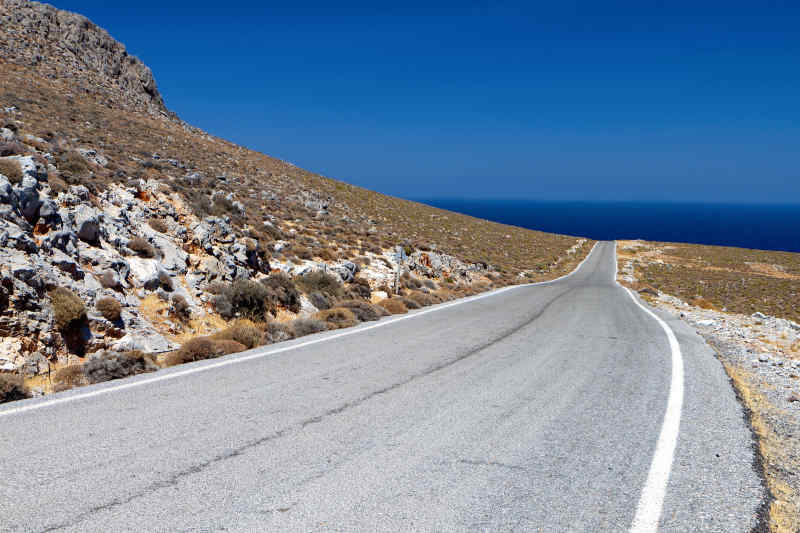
[0,242,764,532]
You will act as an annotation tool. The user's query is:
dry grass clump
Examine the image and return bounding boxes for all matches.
[290,317,329,337]
[83,350,157,384]
[0,158,23,184]
[314,307,358,329]
[128,236,156,258]
[212,319,263,349]
[0,374,30,403]
[96,296,122,321]
[338,299,387,322]
[378,298,408,315]
[50,287,87,330]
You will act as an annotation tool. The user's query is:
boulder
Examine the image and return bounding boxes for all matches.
[0,174,16,206]
[16,176,42,224]
[74,205,102,243]
[38,198,62,227]
[77,148,108,167]
[111,328,176,353]
[127,257,163,290]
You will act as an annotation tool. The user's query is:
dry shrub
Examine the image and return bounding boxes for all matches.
[261,272,301,313]
[348,277,371,299]
[316,248,337,261]
[308,291,332,310]
[212,339,247,356]
[148,218,169,233]
[0,158,23,184]
[53,364,87,392]
[0,374,30,403]
[57,151,90,176]
[401,272,423,290]
[291,318,329,337]
[262,321,295,344]
[378,298,408,315]
[213,319,263,349]
[96,296,122,321]
[422,279,438,290]
[83,351,157,384]
[128,236,155,258]
[0,141,25,156]
[296,270,344,299]
[338,300,387,322]
[213,279,272,320]
[164,336,217,366]
[171,294,191,319]
[398,297,421,310]
[158,271,173,291]
[407,291,440,307]
[314,308,358,330]
[50,287,87,330]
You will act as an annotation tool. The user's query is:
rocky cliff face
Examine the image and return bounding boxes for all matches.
[0,0,167,116]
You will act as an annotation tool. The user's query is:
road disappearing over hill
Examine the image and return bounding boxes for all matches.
[0,242,764,531]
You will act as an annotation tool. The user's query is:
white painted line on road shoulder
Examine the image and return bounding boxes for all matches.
[0,242,600,419]
[617,243,685,533]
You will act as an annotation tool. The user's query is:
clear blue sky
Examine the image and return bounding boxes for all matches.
[54,1,799,203]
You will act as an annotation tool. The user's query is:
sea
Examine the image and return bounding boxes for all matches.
[413,200,800,254]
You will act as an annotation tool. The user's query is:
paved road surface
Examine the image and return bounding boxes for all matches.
[0,242,764,531]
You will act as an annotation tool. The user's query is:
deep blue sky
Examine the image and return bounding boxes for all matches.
[54,1,799,202]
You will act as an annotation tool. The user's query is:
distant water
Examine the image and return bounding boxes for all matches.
[414,200,800,253]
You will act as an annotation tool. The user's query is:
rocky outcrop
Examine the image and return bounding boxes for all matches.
[0,0,168,116]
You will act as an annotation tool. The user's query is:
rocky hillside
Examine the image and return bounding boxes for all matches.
[0,1,590,398]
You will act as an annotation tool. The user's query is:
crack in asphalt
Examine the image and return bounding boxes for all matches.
[37,284,577,532]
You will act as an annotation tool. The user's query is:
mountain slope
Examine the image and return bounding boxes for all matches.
[0,1,589,394]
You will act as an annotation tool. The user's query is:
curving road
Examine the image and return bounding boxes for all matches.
[0,242,764,531]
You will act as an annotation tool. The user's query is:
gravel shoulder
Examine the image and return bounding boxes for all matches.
[618,241,800,532]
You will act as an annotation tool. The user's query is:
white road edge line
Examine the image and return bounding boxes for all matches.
[616,241,685,533]
[0,242,601,419]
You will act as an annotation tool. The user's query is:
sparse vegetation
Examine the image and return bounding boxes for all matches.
[96,296,122,321]
[56,151,90,177]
